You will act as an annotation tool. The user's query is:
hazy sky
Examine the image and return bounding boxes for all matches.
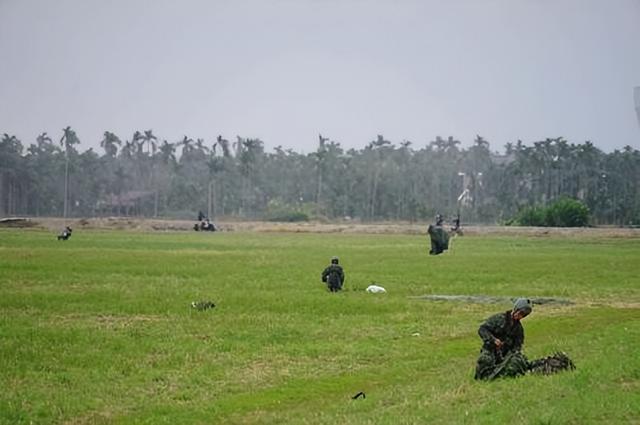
[1,0,639,153]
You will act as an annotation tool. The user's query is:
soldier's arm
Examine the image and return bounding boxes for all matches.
[478,314,502,345]
[321,267,329,282]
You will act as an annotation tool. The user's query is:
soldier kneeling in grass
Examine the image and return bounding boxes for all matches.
[474,298,576,380]
[475,298,532,380]
[321,256,345,292]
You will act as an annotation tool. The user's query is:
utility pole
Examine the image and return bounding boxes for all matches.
[59,127,77,220]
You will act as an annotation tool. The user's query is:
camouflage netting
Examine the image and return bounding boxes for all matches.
[528,351,576,375]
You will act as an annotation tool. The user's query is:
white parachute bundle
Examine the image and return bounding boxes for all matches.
[366,285,387,294]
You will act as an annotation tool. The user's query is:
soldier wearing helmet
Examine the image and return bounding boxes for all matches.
[474,298,533,380]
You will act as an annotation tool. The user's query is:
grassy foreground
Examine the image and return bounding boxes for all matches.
[0,229,638,424]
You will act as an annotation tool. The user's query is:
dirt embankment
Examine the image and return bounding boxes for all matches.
[2,216,639,238]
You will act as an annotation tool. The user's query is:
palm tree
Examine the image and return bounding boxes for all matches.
[207,154,225,219]
[178,136,195,157]
[366,135,391,219]
[140,130,159,215]
[132,131,145,156]
[25,133,58,216]
[0,134,24,215]
[429,136,447,152]
[234,136,264,216]
[100,132,122,157]
[315,133,330,204]
[444,136,461,155]
[120,139,135,159]
[143,130,157,155]
[217,135,231,158]
[195,138,209,155]
[36,132,52,146]
[155,140,176,215]
[59,126,80,218]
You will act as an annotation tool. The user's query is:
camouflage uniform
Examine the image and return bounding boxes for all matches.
[322,263,345,292]
[474,310,529,380]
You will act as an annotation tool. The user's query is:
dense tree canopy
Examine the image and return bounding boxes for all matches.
[1,129,638,225]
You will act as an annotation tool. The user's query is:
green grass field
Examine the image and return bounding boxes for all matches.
[1,229,639,424]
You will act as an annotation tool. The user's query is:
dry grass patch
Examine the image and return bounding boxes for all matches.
[22,216,640,237]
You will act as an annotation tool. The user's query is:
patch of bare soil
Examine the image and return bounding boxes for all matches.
[584,301,640,309]
[8,216,640,238]
[0,217,38,228]
[411,295,640,310]
[411,294,575,306]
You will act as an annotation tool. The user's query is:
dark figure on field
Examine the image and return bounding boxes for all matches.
[198,210,206,221]
[322,256,345,292]
[427,214,449,255]
[474,298,532,380]
[201,219,216,231]
[450,214,463,236]
[193,219,217,232]
[57,226,72,241]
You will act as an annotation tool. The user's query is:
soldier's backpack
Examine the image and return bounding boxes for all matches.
[326,266,342,286]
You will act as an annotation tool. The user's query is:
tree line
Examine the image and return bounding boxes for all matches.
[1,129,638,225]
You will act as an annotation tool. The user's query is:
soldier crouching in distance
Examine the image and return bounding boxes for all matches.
[321,256,345,292]
[427,214,449,255]
[57,226,72,241]
[474,298,532,380]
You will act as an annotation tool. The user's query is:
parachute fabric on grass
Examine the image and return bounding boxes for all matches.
[484,351,575,380]
[528,352,576,375]
[191,300,216,311]
[366,284,386,294]
[427,224,449,255]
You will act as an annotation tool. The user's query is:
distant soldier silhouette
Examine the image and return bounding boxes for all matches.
[427,214,449,255]
[193,218,216,232]
[450,213,463,235]
[321,256,345,292]
[57,226,72,241]
[202,219,216,231]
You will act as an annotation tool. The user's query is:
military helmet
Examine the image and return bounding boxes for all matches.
[513,298,533,315]
[331,256,339,264]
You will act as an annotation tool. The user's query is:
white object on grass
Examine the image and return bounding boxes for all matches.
[366,285,386,294]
